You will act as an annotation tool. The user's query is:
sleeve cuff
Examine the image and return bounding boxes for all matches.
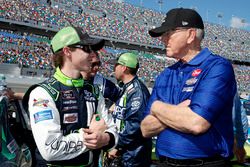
[102,132,115,151]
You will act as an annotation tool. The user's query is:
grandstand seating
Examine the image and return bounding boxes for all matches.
[0,0,249,93]
[0,63,20,76]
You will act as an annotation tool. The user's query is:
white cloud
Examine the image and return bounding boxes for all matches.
[230,16,250,29]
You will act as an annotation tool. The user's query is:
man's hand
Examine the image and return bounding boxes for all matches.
[2,88,24,100]
[89,114,107,133]
[141,114,166,138]
[233,139,246,163]
[108,148,119,159]
[234,147,246,163]
[178,99,191,107]
[3,88,14,100]
[83,128,110,149]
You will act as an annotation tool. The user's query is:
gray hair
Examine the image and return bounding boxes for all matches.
[196,28,205,41]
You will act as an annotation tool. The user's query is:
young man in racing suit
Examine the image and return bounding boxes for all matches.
[108,53,152,167]
[23,26,117,166]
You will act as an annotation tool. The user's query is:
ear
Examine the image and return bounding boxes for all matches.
[62,47,72,59]
[121,65,127,72]
[187,29,196,44]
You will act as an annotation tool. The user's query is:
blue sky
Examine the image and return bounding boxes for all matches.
[123,0,250,32]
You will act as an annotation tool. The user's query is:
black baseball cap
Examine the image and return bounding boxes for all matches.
[51,26,105,53]
[149,8,204,37]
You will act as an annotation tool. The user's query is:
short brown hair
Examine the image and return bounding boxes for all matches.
[124,63,139,75]
[51,47,77,68]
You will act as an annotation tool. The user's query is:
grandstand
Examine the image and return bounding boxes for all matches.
[0,0,249,94]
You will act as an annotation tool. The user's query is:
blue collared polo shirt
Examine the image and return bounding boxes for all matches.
[144,48,236,159]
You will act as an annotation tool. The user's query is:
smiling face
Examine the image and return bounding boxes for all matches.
[88,52,101,78]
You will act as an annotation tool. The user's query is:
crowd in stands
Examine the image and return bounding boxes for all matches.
[0,29,51,69]
[233,64,250,94]
[80,0,164,25]
[0,0,249,93]
[1,0,249,57]
[0,28,249,93]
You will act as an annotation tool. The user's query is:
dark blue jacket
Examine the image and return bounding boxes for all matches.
[112,76,152,167]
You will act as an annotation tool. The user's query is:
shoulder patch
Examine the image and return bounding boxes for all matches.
[34,110,53,123]
[33,98,49,108]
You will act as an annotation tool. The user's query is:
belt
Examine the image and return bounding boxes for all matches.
[159,156,227,166]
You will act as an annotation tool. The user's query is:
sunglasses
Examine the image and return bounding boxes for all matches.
[91,61,101,68]
[70,44,93,54]
[52,44,93,54]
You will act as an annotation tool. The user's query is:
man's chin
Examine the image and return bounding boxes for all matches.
[90,72,97,77]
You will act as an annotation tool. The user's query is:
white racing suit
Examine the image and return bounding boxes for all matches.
[25,70,118,166]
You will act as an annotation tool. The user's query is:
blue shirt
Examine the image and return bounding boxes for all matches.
[144,48,236,159]
[232,92,248,148]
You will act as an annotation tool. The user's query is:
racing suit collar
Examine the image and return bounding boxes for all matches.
[54,67,84,87]
[123,75,137,89]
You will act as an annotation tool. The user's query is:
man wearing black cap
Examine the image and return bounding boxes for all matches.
[141,8,236,166]
[23,26,116,166]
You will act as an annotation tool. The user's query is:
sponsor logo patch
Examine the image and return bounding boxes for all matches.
[182,87,194,92]
[84,90,96,101]
[132,97,141,101]
[185,78,198,85]
[34,110,53,123]
[63,100,77,105]
[33,98,49,108]
[45,138,83,152]
[62,106,78,112]
[192,69,202,77]
[131,100,141,110]
[113,105,125,120]
[63,113,78,124]
[62,90,75,100]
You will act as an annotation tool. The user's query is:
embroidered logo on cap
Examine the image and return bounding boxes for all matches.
[182,21,188,26]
